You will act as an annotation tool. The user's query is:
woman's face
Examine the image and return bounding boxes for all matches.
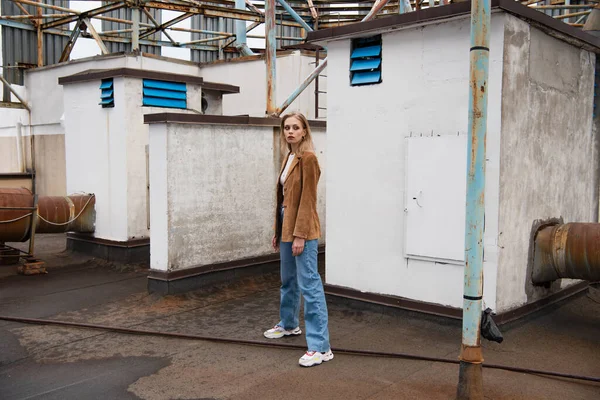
[283,116,306,147]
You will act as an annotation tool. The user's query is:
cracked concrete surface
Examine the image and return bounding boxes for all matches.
[1,235,599,399]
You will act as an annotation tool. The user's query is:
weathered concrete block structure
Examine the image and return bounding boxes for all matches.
[144,115,326,294]
[308,0,600,321]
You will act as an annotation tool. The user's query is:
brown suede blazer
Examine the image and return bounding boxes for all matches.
[274,151,322,243]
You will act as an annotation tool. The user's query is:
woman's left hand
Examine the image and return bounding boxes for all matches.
[292,237,305,256]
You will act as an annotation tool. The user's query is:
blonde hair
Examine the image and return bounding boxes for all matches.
[280,112,315,157]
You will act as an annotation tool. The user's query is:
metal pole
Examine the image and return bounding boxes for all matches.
[36,1,43,67]
[275,60,325,116]
[28,194,38,257]
[274,0,388,116]
[315,49,320,119]
[218,17,225,60]
[400,0,408,14]
[235,0,255,55]
[235,0,248,46]
[265,0,277,115]
[276,0,313,32]
[362,0,391,21]
[457,0,490,398]
[132,7,140,52]
[59,21,81,62]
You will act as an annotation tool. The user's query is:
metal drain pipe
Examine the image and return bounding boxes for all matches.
[532,223,600,285]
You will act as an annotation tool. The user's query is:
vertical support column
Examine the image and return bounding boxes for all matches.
[265,0,277,115]
[235,0,255,56]
[315,49,320,119]
[457,0,490,398]
[400,0,407,14]
[28,195,39,257]
[218,17,225,60]
[235,0,248,46]
[132,7,141,52]
[37,1,43,67]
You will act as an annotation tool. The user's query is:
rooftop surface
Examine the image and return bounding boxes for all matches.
[1,234,599,399]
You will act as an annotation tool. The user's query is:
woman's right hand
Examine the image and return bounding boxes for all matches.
[272,235,279,251]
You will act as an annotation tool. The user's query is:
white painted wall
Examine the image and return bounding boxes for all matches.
[63,69,207,242]
[63,78,129,241]
[26,55,127,128]
[0,108,29,138]
[199,51,325,119]
[25,53,202,128]
[148,122,327,271]
[149,123,168,269]
[324,14,506,309]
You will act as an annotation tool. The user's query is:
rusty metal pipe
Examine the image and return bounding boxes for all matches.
[0,188,95,242]
[265,0,277,114]
[532,223,600,284]
[0,188,34,242]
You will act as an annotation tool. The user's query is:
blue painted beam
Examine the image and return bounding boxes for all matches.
[276,0,313,33]
[459,0,490,390]
[235,0,255,56]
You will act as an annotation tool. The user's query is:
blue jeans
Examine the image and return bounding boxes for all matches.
[278,239,331,353]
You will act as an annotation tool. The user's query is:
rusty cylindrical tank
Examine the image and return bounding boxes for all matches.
[0,188,34,242]
[37,195,96,234]
[0,188,95,242]
[532,223,600,284]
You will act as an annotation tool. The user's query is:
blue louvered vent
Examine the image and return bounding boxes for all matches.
[142,79,187,109]
[350,35,382,86]
[99,79,114,108]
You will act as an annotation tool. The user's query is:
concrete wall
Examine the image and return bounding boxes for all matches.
[62,70,207,242]
[0,107,29,173]
[64,78,129,241]
[0,54,203,196]
[2,52,322,196]
[199,51,326,120]
[149,122,326,272]
[325,15,506,309]
[496,15,597,312]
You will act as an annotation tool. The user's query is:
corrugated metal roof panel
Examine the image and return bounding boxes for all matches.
[101,2,161,55]
[1,0,69,94]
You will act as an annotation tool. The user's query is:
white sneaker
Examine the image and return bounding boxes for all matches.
[299,350,334,367]
[263,325,302,339]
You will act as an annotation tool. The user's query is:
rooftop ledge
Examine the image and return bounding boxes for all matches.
[306,0,600,53]
[58,67,240,94]
[143,113,327,129]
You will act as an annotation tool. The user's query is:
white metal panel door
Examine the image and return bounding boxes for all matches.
[405,135,467,264]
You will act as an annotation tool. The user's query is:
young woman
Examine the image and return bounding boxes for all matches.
[263,112,333,367]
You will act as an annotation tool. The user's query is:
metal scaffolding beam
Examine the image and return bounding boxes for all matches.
[1,0,598,116]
